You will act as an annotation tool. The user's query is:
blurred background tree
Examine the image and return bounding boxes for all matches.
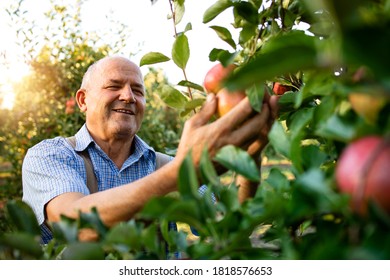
[140,67,184,154]
[0,0,182,232]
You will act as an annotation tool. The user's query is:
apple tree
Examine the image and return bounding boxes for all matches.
[138,0,390,259]
[2,0,390,260]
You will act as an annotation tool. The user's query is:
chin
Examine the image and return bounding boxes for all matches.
[113,125,138,138]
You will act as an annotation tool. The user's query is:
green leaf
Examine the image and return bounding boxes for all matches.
[265,168,290,191]
[209,48,238,65]
[180,98,205,117]
[282,8,297,29]
[246,83,265,113]
[6,200,40,236]
[268,121,290,158]
[142,223,160,253]
[139,196,178,221]
[159,219,171,246]
[292,169,342,214]
[139,52,170,66]
[164,201,203,228]
[288,109,315,173]
[312,94,338,125]
[277,91,300,114]
[219,186,240,212]
[199,148,223,200]
[178,152,201,200]
[0,232,43,258]
[226,31,318,90]
[51,216,79,243]
[105,220,143,251]
[301,145,328,170]
[174,0,185,25]
[172,33,190,70]
[61,242,105,260]
[316,114,357,142]
[167,228,188,254]
[158,84,188,109]
[289,108,315,139]
[289,133,305,174]
[238,24,258,45]
[295,169,327,195]
[184,98,205,111]
[78,207,108,236]
[177,80,205,92]
[233,1,259,25]
[184,22,192,32]
[214,145,260,182]
[210,25,236,49]
[203,0,233,23]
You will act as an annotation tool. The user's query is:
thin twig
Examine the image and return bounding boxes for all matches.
[168,0,196,114]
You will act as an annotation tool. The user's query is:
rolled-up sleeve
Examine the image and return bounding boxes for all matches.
[22,137,89,225]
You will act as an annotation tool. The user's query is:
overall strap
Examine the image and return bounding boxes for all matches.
[66,136,171,194]
[65,136,98,194]
[155,152,172,169]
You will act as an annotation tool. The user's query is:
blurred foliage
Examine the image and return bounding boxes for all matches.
[0,0,182,231]
[0,0,119,199]
[2,0,390,260]
[139,68,184,154]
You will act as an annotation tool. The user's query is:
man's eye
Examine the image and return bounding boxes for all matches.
[107,85,120,89]
[132,89,144,96]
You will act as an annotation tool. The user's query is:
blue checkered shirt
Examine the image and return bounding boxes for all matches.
[22,124,205,247]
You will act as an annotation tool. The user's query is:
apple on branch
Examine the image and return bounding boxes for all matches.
[216,88,246,117]
[203,63,236,94]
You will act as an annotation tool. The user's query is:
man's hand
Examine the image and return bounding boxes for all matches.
[237,94,280,202]
[176,93,276,170]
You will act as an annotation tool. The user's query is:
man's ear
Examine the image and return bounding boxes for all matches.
[76,89,87,112]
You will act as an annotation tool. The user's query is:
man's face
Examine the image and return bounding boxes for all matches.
[80,57,146,141]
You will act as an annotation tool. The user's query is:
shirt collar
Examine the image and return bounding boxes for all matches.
[72,124,94,152]
[73,123,155,157]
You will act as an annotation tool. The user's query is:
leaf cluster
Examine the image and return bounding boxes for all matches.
[2,0,390,260]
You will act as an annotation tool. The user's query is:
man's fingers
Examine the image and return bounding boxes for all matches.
[214,96,254,128]
[229,104,271,147]
[190,93,218,127]
[269,95,280,119]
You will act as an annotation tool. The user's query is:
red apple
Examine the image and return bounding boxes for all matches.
[272,82,291,95]
[216,88,246,117]
[335,136,390,215]
[203,63,236,94]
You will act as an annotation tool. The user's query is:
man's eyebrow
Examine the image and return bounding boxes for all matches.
[106,78,124,84]
[131,82,144,89]
[106,79,144,88]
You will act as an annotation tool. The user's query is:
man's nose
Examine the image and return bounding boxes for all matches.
[120,86,136,103]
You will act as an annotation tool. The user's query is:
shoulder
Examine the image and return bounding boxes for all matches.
[23,137,77,167]
[155,152,174,169]
[27,137,73,155]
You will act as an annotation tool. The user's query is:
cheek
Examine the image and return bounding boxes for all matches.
[137,98,146,116]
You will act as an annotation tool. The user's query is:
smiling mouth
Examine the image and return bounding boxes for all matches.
[112,109,135,115]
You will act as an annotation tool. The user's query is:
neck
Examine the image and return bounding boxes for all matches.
[92,133,135,170]
[108,139,135,169]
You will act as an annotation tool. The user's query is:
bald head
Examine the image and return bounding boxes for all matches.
[81,56,142,90]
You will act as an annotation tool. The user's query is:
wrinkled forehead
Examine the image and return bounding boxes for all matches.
[94,57,144,84]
